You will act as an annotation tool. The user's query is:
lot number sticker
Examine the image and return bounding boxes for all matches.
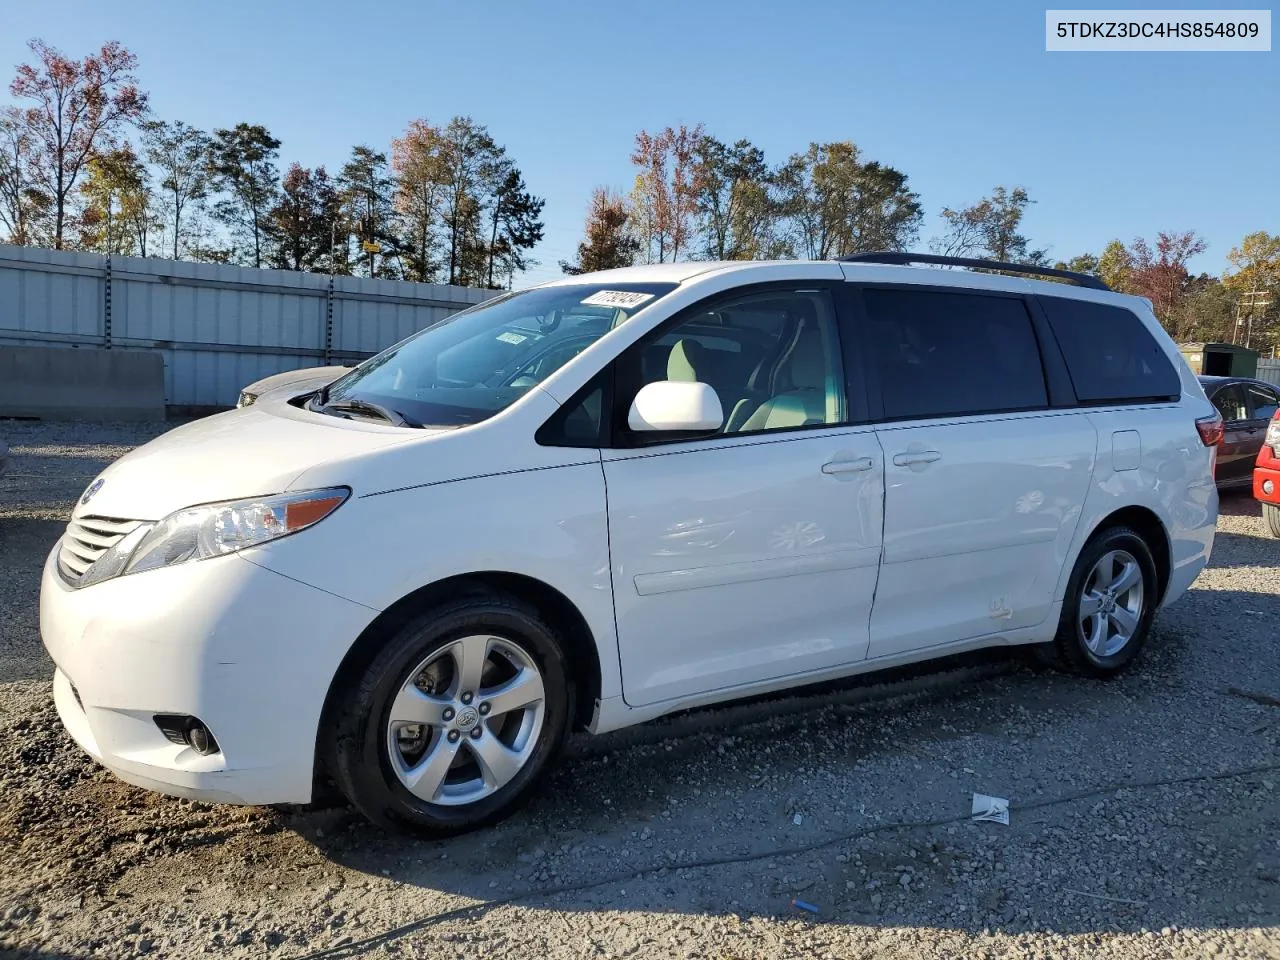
[580,290,655,309]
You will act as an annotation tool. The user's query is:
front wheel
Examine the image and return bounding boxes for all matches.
[1041,526,1158,677]
[1264,502,1280,538]
[327,594,573,835]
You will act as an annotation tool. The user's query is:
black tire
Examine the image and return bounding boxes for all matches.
[326,593,574,836]
[1264,502,1280,539]
[1042,525,1159,678]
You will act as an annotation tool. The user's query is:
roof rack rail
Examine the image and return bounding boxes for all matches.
[835,251,1111,291]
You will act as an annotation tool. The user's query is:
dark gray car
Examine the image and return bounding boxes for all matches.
[1199,375,1280,487]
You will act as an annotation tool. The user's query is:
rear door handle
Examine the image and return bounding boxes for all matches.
[821,457,874,475]
[893,451,942,467]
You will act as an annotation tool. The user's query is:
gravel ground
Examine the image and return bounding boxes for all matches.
[1,420,1278,960]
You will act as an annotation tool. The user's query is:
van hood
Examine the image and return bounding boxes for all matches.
[74,402,424,522]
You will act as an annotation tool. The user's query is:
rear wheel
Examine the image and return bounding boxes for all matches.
[327,594,573,835]
[1264,502,1280,538]
[1042,525,1158,677]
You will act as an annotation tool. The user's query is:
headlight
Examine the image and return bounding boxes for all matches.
[236,391,257,408]
[78,488,349,585]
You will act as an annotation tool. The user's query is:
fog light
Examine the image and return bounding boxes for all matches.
[1264,479,1275,495]
[154,714,221,755]
[186,721,218,755]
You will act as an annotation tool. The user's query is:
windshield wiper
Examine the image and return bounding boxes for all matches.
[318,398,423,428]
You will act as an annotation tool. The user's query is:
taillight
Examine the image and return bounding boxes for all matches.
[1195,413,1224,447]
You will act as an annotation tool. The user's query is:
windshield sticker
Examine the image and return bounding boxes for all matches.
[580,290,655,309]
[496,331,528,345]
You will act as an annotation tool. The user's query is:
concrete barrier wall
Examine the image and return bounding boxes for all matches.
[0,344,166,421]
[0,244,497,409]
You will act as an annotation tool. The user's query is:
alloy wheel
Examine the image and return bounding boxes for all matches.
[385,635,546,806]
[1077,548,1145,658]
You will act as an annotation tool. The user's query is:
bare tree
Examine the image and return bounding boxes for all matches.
[930,186,1044,263]
[142,119,211,259]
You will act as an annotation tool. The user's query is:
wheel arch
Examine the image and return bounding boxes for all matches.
[314,571,604,792]
[1075,505,1172,603]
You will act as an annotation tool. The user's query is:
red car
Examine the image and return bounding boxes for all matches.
[1254,408,1280,537]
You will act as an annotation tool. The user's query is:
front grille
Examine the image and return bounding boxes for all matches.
[57,515,144,583]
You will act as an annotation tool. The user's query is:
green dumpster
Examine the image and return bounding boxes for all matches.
[1179,342,1259,379]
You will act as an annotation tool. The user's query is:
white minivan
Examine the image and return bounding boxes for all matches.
[41,254,1220,834]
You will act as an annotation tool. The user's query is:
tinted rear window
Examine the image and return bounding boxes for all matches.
[1039,297,1180,403]
[863,288,1048,419]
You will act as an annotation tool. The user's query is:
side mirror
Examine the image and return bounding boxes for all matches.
[627,380,724,433]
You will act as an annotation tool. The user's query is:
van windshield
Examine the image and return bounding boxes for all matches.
[312,282,678,428]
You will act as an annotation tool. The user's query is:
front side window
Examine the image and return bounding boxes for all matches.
[863,288,1048,420]
[1212,384,1248,422]
[316,282,677,428]
[614,288,846,442]
[1246,383,1280,421]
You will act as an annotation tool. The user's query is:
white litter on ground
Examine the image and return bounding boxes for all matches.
[971,793,1010,825]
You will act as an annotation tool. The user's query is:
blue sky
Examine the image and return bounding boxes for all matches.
[3,0,1276,284]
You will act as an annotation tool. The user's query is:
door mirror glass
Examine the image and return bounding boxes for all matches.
[627,380,724,432]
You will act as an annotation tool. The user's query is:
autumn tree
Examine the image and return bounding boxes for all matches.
[391,119,446,282]
[142,119,211,259]
[1223,231,1280,347]
[692,136,777,260]
[339,145,397,278]
[436,116,503,285]
[1126,231,1207,328]
[931,186,1044,263]
[1053,253,1099,275]
[8,39,148,249]
[631,124,703,263]
[1097,239,1133,292]
[0,107,49,245]
[77,144,160,256]
[1177,274,1237,344]
[209,123,281,268]
[1225,231,1280,293]
[268,163,340,272]
[560,187,638,275]
[777,141,921,259]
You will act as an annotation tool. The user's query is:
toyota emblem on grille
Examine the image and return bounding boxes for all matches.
[80,478,105,505]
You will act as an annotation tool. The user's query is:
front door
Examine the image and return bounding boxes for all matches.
[1211,383,1254,485]
[1243,381,1280,472]
[602,285,884,707]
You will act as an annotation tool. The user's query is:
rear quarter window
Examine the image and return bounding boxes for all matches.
[1038,297,1181,403]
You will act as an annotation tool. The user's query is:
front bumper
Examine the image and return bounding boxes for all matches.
[1254,461,1280,505]
[40,543,378,805]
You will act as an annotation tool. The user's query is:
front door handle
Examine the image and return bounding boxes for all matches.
[893,450,942,467]
[821,457,874,475]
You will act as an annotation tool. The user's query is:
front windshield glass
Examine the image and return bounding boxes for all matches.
[316,282,678,428]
